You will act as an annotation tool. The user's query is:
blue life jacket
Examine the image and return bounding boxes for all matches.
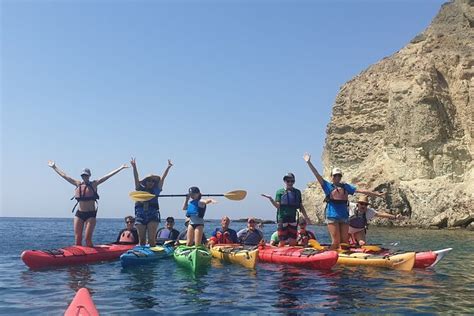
[186,200,206,218]
[135,186,160,211]
[279,189,302,207]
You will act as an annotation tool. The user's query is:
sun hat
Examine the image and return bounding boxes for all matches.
[140,174,161,186]
[81,168,91,176]
[357,195,370,205]
[331,167,343,176]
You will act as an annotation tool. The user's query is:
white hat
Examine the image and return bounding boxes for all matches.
[331,167,343,176]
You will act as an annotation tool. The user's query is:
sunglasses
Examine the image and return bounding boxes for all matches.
[248,220,255,224]
[126,221,135,224]
[285,180,295,183]
[358,203,369,206]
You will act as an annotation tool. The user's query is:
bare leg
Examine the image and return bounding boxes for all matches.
[186,225,195,246]
[147,221,159,247]
[340,223,350,244]
[74,217,85,246]
[84,218,96,247]
[327,223,340,250]
[194,225,204,246]
[354,230,367,245]
[136,224,147,246]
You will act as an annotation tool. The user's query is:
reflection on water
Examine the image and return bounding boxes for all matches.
[67,265,94,293]
[122,264,159,309]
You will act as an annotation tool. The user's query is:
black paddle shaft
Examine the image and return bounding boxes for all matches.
[158,194,224,197]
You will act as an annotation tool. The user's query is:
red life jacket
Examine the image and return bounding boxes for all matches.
[325,183,348,204]
[119,230,136,243]
[71,182,99,212]
[216,230,233,244]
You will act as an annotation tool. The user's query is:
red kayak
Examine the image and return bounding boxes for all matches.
[258,245,338,270]
[21,244,135,269]
[64,288,99,316]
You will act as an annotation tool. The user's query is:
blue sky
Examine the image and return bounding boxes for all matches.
[1,0,445,219]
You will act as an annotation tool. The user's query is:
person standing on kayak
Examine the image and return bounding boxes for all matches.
[48,161,128,247]
[261,172,311,247]
[183,187,215,247]
[208,216,239,247]
[156,216,180,244]
[177,218,208,245]
[303,153,385,250]
[349,195,405,246]
[237,217,264,246]
[131,158,173,247]
[116,216,139,244]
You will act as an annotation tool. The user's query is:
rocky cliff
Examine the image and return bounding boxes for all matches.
[303,0,474,229]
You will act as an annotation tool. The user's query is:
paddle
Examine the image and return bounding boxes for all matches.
[308,239,326,251]
[129,190,247,202]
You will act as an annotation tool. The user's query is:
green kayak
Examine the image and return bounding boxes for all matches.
[174,245,211,273]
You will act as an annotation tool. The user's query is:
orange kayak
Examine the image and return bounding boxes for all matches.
[64,288,99,316]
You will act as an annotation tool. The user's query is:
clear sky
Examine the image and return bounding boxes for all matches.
[1,0,445,219]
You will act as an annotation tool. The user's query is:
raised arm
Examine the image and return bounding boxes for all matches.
[48,161,80,186]
[96,163,129,185]
[182,195,190,211]
[375,210,404,220]
[158,159,173,190]
[130,158,140,189]
[261,194,280,209]
[355,189,385,199]
[303,153,325,187]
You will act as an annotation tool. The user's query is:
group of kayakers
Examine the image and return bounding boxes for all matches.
[48,153,404,249]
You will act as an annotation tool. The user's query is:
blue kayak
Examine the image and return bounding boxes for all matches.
[120,244,174,267]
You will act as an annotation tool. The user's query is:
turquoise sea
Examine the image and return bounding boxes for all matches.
[0,217,473,314]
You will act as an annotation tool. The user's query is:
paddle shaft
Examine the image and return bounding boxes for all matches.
[157,194,225,197]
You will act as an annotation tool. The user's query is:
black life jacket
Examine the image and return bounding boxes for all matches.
[349,208,368,229]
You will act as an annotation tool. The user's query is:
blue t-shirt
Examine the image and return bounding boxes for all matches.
[321,179,356,219]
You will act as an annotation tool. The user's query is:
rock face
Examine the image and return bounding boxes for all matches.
[303,0,474,229]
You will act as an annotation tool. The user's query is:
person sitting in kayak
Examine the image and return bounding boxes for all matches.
[270,231,280,246]
[237,217,264,246]
[131,157,173,247]
[177,217,208,245]
[261,172,311,247]
[303,153,385,250]
[156,216,180,244]
[296,217,316,247]
[349,195,405,246]
[48,160,128,247]
[208,216,239,247]
[183,187,215,247]
[115,216,139,245]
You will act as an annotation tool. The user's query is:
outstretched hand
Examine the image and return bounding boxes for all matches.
[121,164,129,169]
[261,194,272,200]
[303,153,311,162]
[168,159,173,167]
[48,160,56,168]
[377,191,387,198]
[130,157,136,167]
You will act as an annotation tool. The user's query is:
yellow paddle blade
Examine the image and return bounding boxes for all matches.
[129,191,156,202]
[361,245,382,252]
[223,190,247,201]
[308,239,325,251]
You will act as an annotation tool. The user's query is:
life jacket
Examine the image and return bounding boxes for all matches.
[297,230,315,244]
[71,182,99,212]
[215,229,234,244]
[279,189,302,207]
[324,183,349,205]
[157,228,178,239]
[349,208,368,229]
[186,200,206,218]
[119,230,136,243]
[240,228,263,245]
[134,186,160,211]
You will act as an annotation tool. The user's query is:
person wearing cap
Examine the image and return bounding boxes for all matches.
[296,218,317,247]
[349,195,404,246]
[130,157,173,247]
[208,216,239,247]
[177,218,208,245]
[48,160,128,247]
[261,172,311,247]
[156,217,180,244]
[183,186,215,246]
[237,217,264,246]
[115,216,139,245]
[303,153,385,250]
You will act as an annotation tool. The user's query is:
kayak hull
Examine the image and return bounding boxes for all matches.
[64,288,99,316]
[258,245,338,270]
[337,252,416,271]
[211,244,258,269]
[21,244,135,269]
[174,245,211,273]
[120,245,174,267]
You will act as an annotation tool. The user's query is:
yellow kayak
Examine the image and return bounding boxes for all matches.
[210,244,258,269]
[337,252,416,271]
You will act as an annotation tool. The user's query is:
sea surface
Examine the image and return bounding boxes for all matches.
[0,217,473,314]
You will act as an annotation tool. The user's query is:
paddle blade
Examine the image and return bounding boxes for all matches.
[308,239,325,251]
[361,245,382,252]
[223,190,247,201]
[129,191,156,202]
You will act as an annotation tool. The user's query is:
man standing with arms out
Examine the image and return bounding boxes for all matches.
[262,173,311,247]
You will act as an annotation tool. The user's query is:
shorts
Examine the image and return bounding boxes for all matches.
[190,224,204,229]
[135,208,160,225]
[277,218,297,241]
[75,210,97,221]
[189,215,204,226]
[325,217,349,224]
